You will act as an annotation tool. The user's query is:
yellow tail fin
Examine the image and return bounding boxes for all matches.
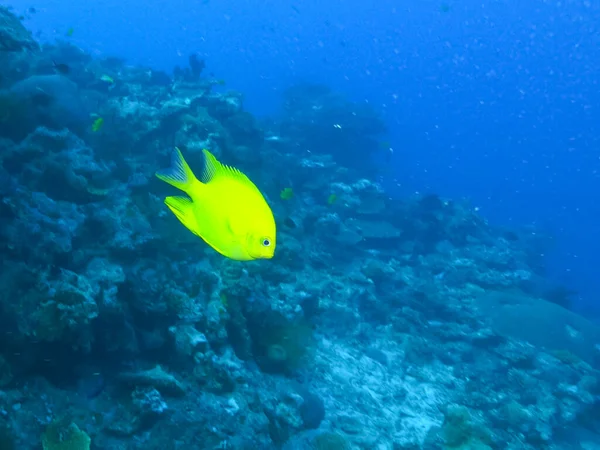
[155,147,197,192]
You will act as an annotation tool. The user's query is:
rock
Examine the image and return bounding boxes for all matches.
[117,365,186,397]
[170,324,209,357]
[8,76,88,138]
[346,217,402,240]
[476,290,600,366]
[131,387,169,429]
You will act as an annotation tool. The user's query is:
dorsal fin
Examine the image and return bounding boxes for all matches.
[199,149,262,194]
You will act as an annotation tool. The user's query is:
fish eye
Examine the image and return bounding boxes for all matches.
[262,238,271,247]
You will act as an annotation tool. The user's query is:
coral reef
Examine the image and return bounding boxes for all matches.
[0,6,598,450]
[0,6,37,52]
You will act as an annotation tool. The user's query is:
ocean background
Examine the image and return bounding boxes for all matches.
[14,0,599,316]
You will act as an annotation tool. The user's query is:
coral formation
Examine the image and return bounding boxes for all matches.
[0,6,37,52]
[41,420,91,450]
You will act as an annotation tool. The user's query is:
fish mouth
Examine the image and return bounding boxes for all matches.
[252,248,275,260]
[246,248,264,260]
[264,244,276,259]
[254,251,274,260]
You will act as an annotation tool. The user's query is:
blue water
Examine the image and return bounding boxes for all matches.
[15,0,600,313]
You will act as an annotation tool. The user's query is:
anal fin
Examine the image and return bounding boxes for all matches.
[164,196,200,236]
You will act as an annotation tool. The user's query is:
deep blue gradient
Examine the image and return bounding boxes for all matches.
[14,0,600,312]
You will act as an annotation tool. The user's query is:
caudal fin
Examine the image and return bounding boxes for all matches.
[155,147,197,192]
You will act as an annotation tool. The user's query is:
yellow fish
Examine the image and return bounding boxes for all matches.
[156,148,276,261]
